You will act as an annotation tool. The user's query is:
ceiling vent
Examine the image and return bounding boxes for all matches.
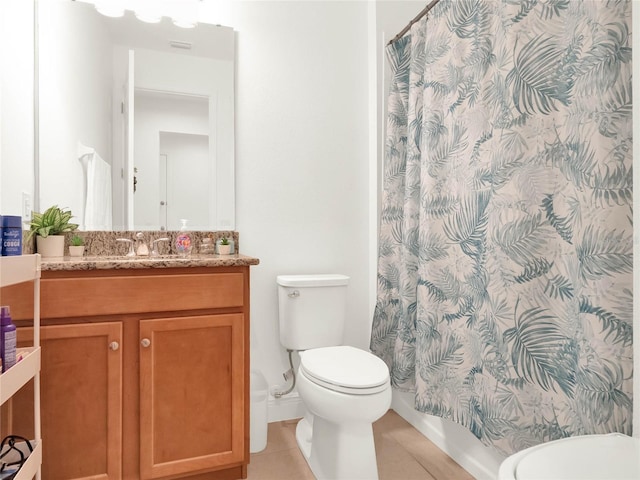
[169,40,193,50]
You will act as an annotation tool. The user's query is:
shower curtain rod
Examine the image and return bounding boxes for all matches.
[388,0,441,45]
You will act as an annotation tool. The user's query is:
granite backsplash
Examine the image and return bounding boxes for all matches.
[22,230,239,256]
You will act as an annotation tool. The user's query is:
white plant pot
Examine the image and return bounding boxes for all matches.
[69,245,85,257]
[36,235,65,258]
[218,244,232,255]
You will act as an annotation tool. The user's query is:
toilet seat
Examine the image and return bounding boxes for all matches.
[300,345,390,395]
[514,433,640,479]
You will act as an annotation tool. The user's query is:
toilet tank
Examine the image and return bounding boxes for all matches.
[277,274,349,350]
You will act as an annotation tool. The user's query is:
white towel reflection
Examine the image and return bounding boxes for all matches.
[78,143,112,230]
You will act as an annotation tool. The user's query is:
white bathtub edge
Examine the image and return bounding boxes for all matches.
[391,390,505,480]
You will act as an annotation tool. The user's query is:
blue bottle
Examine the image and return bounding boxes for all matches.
[0,306,17,373]
[1,215,22,256]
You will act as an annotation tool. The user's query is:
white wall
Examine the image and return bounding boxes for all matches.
[0,0,35,217]
[227,1,371,402]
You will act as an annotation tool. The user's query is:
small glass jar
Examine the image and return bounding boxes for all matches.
[199,238,215,255]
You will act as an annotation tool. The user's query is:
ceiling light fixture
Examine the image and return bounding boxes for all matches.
[172,18,197,29]
[94,0,125,18]
[134,11,162,23]
[92,0,203,27]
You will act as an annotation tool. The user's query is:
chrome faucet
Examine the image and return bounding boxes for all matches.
[135,232,150,256]
[150,237,170,257]
[116,238,135,257]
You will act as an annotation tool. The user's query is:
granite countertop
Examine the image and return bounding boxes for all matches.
[25,230,259,271]
[41,254,260,271]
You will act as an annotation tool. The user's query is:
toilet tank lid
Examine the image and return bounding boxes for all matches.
[277,274,349,287]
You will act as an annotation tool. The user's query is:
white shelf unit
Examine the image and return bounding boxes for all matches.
[0,254,42,480]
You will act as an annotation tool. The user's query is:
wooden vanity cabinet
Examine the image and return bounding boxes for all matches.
[2,266,250,480]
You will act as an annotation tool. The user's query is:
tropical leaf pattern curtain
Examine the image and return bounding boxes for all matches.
[371,0,632,455]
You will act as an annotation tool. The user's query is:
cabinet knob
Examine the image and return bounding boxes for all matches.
[141,338,151,348]
[109,341,119,351]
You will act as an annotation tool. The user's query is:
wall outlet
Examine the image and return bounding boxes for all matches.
[21,192,32,221]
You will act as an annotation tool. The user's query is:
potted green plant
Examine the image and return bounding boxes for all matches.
[28,205,79,258]
[217,236,232,255]
[69,234,85,257]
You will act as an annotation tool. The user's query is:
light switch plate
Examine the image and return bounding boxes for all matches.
[21,192,32,221]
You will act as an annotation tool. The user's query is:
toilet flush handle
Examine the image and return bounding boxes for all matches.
[288,290,300,298]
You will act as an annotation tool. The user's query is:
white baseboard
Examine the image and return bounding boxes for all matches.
[267,391,306,422]
[391,391,505,480]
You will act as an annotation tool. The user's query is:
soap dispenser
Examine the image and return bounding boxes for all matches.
[175,219,193,257]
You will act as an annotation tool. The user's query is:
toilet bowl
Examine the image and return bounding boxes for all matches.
[276,274,391,479]
[295,345,391,480]
[498,433,640,480]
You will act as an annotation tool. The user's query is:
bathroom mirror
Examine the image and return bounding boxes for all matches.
[37,0,235,231]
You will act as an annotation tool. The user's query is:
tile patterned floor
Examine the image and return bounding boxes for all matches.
[247,410,474,479]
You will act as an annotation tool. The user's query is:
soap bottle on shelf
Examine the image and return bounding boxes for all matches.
[0,306,17,373]
[175,219,193,258]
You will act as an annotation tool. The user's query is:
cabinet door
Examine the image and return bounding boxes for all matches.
[139,314,245,479]
[11,322,123,480]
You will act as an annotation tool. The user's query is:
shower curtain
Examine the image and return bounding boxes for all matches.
[371,0,632,455]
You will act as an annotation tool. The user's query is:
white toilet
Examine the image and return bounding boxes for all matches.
[498,433,640,479]
[277,274,391,480]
